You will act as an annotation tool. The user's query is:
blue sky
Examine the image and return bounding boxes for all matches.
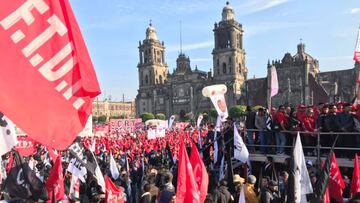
[70,0,360,101]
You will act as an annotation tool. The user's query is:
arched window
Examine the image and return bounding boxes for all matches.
[222,63,227,74]
[156,79,158,84]
[145,75,149,84]
[239,63,242,73]
[159,75,163,84]
[217,59,220,67]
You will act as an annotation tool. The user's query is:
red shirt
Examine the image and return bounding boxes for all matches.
[303,116,315,132]
[275,112,288,129]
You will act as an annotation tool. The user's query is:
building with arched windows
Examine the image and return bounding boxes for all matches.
[136,2,359,117]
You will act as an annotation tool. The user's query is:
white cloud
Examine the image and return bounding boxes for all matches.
[167,41,213,52]
[240,0,289,14]
[245,21,311,37]
[350,8,360,14]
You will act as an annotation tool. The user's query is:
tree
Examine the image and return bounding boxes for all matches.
[94,115,107,123]
[209,108,218,120]
[140,112,155,122]
[229,105,246,119]
[155,113,166,120]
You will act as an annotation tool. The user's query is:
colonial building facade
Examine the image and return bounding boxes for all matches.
[136,2,359,117]
[93,100,136,119]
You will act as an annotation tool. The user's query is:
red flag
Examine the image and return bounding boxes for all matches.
[0,0,101,150]
[329,153,345,203]
[351,153,360,197]
[190,142,209,203]
[45,155,64,202]
[15,136,37,157]
[176,142,200,203]
[105,176,125,203]
[323,188,330,203]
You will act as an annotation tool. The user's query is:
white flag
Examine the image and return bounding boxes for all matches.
[69,175,80,201]
[0,113,18,156]
[110,152,120,180]
[234,124,249,163]
[270,65,279,97]
[67,158,87,183]
[238,185,246,203]
[293,133,313,203]
[168,115,175,129]
[197,114,203,128]
[90,138,96,153]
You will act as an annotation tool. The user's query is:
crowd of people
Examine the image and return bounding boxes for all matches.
[0,103,359,203]
[244,102,360,156]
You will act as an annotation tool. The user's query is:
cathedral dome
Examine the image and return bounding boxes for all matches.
[222,2,235,21]
[146,22,158,40]
[293,43,315,62]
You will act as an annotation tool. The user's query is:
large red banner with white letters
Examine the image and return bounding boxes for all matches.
[0,0,101,150]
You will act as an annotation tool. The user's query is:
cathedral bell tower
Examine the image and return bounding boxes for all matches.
[212,2,247,104]
[138,22,168,88]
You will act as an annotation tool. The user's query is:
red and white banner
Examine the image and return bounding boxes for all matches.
[15,136,37,157]
[351,153,360,197]
[176,142,200,203]
[354,27,360,63]
[329,153,345,203]
[105,176,125,203]
[0,0,101,150]
[94,124,110,137]
[202,84,228,121]
[190,142,208,203]
[175,122,190,130]
[110,119,142,134]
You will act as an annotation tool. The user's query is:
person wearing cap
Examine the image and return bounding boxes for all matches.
[233,174,245,203]
[245,175,259,203]
[274,105,288,155]
[302,108,316,155]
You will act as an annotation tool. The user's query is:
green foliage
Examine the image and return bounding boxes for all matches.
[94,115,107,123]
[209,108,218,119]
[229,105,247,119]
[140,112,155,122]
[155,113,166,120]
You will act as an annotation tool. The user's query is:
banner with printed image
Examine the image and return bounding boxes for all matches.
[202,84,228,121]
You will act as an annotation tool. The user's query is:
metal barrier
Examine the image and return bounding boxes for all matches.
[240,129,360,167]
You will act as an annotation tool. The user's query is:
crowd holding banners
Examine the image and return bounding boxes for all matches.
[0,110,359,202]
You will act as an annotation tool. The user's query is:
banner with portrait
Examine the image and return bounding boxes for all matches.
[202,84,228,121]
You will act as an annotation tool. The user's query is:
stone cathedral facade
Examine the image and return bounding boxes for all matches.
[136,2,359,117]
